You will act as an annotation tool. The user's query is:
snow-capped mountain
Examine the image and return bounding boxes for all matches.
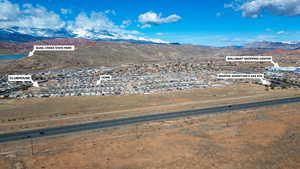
[0,28,47,43]
[0,26,170,44]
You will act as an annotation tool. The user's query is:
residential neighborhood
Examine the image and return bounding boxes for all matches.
[0,62,229,99]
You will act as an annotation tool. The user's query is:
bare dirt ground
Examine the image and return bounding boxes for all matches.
[0,101,299,169]
[0,82,300,133]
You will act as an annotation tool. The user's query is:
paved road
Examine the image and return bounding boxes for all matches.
[1,96,300,143]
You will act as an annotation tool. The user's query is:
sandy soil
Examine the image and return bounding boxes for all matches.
[0,102,299,169]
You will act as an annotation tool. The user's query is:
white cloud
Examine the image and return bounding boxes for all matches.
[277,30,286,35]
[140,24,151,29]
[0,0,65,29]
[0,0,168,43]
[60,8,71,15]
[228,0,300,18]
[67,11,126,39]
[120,20,131,28]
[67,12,166,43]
[69,12,117,32]
[130,30,140,34]
[21,5,65,29]
[138,11,181,27]
[156,32,167,36]
[0,0,20,20]
[104,9,116,15]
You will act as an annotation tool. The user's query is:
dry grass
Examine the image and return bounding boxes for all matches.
[0,101,299,169]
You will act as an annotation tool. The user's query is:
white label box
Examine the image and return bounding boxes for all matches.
[28,45,75,57]
[226,56,273,62]
[8,75,33,82]
[8,75,39,87]
[96,75,112,85]
[33,45,75,51]
[217,74,264,79]
[100,75,112,81]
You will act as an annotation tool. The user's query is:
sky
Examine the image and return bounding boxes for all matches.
[1,0,300,46]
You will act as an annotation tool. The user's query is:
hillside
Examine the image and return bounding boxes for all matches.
[244,41,300,50]
[0,39,266,73]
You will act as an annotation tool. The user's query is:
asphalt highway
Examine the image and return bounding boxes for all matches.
[1,96,300,143]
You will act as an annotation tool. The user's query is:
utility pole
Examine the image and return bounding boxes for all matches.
[106,158,110,169]
[31,137,34,155]
[27,136,34,155]
[135,124,138,139]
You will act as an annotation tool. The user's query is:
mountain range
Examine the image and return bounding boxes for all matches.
[243,41,300,50]
[0,27,171,45]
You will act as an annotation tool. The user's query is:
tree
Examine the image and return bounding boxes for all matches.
[265,85,269,91]
[270,85,275,90]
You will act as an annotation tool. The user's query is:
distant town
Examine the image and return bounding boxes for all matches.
[1,61,300,99]
[1,62,224,98]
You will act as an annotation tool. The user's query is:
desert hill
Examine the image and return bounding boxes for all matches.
[0,38,278,73]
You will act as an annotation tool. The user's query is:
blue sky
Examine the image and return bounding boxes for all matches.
[2,0,300,46]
